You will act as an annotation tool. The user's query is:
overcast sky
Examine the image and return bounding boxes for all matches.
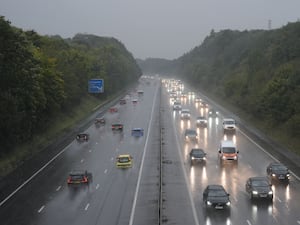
[1,0,300,59]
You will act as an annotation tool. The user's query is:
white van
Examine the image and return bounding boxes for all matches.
[222,118,236,134]
[218,140,239,162]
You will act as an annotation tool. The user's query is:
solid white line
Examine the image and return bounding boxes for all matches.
[85,203,90,211]
[38,205,45,213]
[129,85,158,225]
[56,186,61,191]
[0,142,73,207]
[239,130,300,181]
[246,220,252,225]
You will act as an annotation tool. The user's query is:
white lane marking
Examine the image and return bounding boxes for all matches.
[246,220,252,225]
[96,184,100,190]
[239,129,300,181]
[80,159,84,163]
[277,197,282,203]
[89,149,92,153]
[111,157,114,161]
[0,142,73,207]
[85,203,90,211]
[129,85,158,225]
[297,221,300,224]
[56,186,61,191]
[104,169,108,174]
[38,205,45,213]
[172,109,200,225]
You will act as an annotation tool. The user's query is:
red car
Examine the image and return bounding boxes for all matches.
[112,123,124,131]
[109,107,118,113]
[67,170,90,184]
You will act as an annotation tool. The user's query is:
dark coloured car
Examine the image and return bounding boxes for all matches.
[208,109,219,117]
[189,148,207,165]
[245,177,273,201]
[76,133,89,142]
[67,170,91,184]
[131,128,144,137]
[203,185,231,212]
[95,117,105,125]
[112,123,124,131]
[196,116,207,127]
[119,99,126,105]
[266,162,290,182]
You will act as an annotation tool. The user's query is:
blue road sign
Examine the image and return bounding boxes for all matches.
[88,79,104,93]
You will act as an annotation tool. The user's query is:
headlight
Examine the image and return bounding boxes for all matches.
[272,174,276,177]
[191,156,195,160]
[207,201,212,206]
[252,191,258,195]
[286,174,290,177]
[222,156,226,160]
[268,191,273,195]
[226,201,231,206]
[233,156,237,160]
[203,157,206,160]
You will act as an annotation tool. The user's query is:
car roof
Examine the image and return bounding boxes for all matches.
[185,129,196,132]
[249,176,270,182]
[197,116,206,119]
[221,140,236,147]
[118,154,131,158]
[132,128,143,131]
[191,148,205,153]
[223,118,235,122]
[69,170,86,175]
[206,184,226,191]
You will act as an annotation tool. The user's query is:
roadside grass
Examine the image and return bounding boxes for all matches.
[0,95,102,177]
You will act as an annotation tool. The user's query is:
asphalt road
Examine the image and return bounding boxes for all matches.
[0,77,300,225]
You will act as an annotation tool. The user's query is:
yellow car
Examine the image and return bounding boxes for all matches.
[116,154,133,168]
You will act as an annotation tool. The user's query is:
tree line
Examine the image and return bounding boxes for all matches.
[0,16,141,155]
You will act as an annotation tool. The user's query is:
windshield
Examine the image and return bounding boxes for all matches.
[222,147,236,153]
[118,157,130,163]
[252,180,269,187]
[208,190,227,197]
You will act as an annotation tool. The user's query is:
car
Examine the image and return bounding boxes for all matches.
[189,148,207,165]
[119,99,126,105]
[201,101,208,108]
[137,90,144,95]
[109,107,118,113]
[76,133,89,142]
[245,177,273,201]
[218,140,239,163]
[203,185,231,212]
[181,93,187,98]
[67,170,91,184]
[184,129,197,141]
[266,162,290,182]
[181,109,191,119]
[222,118,236,134]
[131,128,144,137]
[196,116,208,127]
[208,109,219,117]
[116,154,133,168]
[132,99,138,104]
[112,123,124,131]
[95,117,105,125]
[173,102,182,110]
[194,97,202,103]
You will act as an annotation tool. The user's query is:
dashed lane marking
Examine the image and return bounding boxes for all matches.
[38,205,45,213]
[56,186,61,191]
[85,203,90,211]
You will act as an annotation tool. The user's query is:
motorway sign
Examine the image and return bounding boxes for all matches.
[88,79,104,93]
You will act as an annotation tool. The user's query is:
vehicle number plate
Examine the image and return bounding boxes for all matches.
[260,194,267,197]
[215,206,224,209]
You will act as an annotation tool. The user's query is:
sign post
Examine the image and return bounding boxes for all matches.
[88,79,104,93]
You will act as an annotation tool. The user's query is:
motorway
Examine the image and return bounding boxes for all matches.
[0,76,300,225]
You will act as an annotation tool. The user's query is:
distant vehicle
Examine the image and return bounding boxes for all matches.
[245,177,273,201]
[201,101,208,108]
[95,117,105,125]
[112,123,124,131]
[181,93,187,98]
[76,133,89,142]
[137,90,144,95]
[266,162,290,182]
[173,102,182,110]
[208,109,219,117]
[203,185,231,212]
[67,170,91,184]
[194,97,202,103]
[189,148,207,165]
[116,154,133,168]
[196,116,208,127]
[184,129,197,141]
[131,128,144,137]
[181,109,191,119]
[109,107,118,113]
[218,140,239,163]
[222,118,236,134]
[119,99,126,105]
[132,99,138,104]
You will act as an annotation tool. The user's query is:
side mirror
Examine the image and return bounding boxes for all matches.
[237,150,239,154]
[218,150,221,153]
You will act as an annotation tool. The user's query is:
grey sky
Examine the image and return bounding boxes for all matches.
[1,0,300,59]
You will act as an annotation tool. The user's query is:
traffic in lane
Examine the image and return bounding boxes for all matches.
[162,78,300,225]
